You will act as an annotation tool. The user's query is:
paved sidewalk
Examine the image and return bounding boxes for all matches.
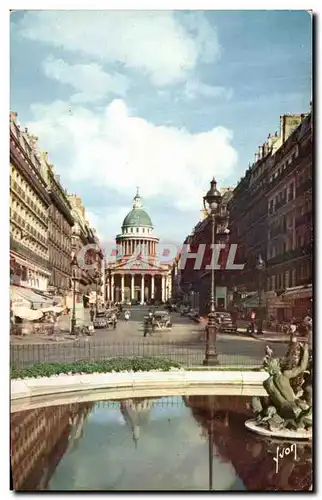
[198,316,309,343]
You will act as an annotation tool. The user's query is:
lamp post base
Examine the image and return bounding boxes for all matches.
[203,354,219,366]
[203,321,220,366]
[70,318,76,335]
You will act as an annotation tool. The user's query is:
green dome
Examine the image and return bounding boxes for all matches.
[122,208,153,228]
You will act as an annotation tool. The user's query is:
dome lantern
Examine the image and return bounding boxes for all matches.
[121,188,153,229]
[133,186,143,209]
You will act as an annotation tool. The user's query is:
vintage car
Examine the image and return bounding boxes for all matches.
[152,311,172,330]
[93,310,108,329]
[180,305,190,317]
[215,311,237,334]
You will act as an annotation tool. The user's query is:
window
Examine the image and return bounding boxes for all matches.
[136,228,139,233]
[284,270,289,289]
[288,183,294,202]
[297,235,304,248]
[267,277,271,291]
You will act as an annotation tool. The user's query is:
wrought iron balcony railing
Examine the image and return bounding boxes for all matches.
[10,235,52,271]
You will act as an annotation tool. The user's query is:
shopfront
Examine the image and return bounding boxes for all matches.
[282,284,312,320]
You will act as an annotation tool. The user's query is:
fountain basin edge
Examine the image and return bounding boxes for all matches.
[10,370,269,411]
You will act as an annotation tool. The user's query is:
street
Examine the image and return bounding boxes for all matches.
[11,306,287,369]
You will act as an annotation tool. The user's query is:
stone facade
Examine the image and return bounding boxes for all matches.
[40,152,74,296]
[228,113,309,301]
[266,113,312,320]
[68,194,104,304]
[178,188,233,315]
[107,190,171,303]
[10,112,51,291]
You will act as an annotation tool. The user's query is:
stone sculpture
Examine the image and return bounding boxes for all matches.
[246,339,312,439]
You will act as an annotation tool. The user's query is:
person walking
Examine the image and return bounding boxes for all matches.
[303,312,312,352]
[89,305,95,323]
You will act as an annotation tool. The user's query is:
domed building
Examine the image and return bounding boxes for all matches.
[106,189,172,304]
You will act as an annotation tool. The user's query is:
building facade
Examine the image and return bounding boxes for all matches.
[266,112,312,320]
[228,114,308,305]
[107,190,171,303]
[10,112,51,293]
[68,195,103,305]
[40,152,74,298]
[179,187,233,316]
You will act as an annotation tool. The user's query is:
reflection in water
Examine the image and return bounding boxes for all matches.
[10,396,312,491]
[185,395,313,491]
[10,403,93,491]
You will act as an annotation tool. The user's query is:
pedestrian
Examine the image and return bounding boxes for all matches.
[303,312,312,350]
[89,305,94,322]
[289,321,297,339]
[112,311,117,329]
[143,318,149,337]
[249,310,256,334]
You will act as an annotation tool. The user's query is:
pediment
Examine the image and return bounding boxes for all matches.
[112,256,164,272]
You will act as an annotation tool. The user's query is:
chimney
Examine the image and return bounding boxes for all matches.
[10,112,17,122]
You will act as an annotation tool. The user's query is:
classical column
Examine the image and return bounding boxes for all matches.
[121,274,125,302]
[107,277,110,301]
[141,274,145,304]
[168,275,172,299]
[161,275,166,302]
[131,274,135,300]
[151,274,155,299]
[111,274,114,302]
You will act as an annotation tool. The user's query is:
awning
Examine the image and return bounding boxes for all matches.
[11,286,31,309]
[31,290,54,305]
[282,285,312,301]
[240,292,262,309]
[10,286,53,309]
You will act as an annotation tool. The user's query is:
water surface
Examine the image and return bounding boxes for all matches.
[10,395,312,491]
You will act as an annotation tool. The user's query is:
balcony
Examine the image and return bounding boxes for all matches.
[10,235,52,271]
[269,224,286,239]
[268,162,295,192]
[295,213,312,229]
[267,245,312,267]
[296,179,312,197]
[10,137,50,206]
[275,197,287,211]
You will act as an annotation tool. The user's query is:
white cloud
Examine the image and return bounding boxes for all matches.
[43,57,130,103]
[26,99,238,215]
[184,79,233,100]
[17,11,220,86]
[85,206,130,250]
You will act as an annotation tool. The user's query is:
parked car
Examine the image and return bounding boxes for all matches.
[215,312,237,334]
[180,305,190,316]
[150,311,172,330]
[93,311,108,329]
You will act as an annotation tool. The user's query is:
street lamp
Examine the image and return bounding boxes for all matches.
[256,255,266,335]
[71,254,78,335]
[95,271,100,313]
[203,178,223,366]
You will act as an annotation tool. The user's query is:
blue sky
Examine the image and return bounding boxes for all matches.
[10,10,312,246]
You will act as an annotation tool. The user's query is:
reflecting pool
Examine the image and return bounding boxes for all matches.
[10,396,312,491]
